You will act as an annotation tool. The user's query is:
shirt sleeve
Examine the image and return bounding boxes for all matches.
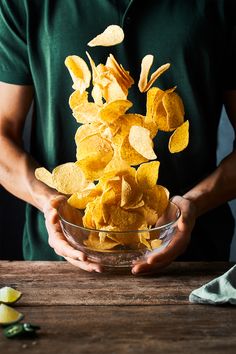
[0,0,33,85]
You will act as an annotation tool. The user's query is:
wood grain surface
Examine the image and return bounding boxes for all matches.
[0,261,235,354]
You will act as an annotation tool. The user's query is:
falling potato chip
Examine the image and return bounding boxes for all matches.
[106,54,134,90]
[35,167,55,189]
[73,101,100,124]
[68,187,102,210]
[120,135,148,166]
[138,54,154,92]
[103,149,136,177]
[143,184,169,218]
[146,87,183,132]
[99,100,133,123]
[65,55,91,92]
[75,122,102,145]
[168,120,189,153]
[76,134,114,164]
[129,125,157,160]
[88,25,124,47]
[144,63,170,92]
[52,162,88,194]
[136,161,160,190]
[138,54,170,93]
[76,154,110,181]
[162,91,185,129]
[69,90,88,110]
[112,113,144,146]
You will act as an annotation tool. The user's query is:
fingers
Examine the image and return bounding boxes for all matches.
[132,195,196,275]
[132,259,172,275]
[43,194,103,273]
[44,198,87,262]
[50,195,67,209]
[64,257,103,273]
[47,221,87,261]
[146,227,189,265]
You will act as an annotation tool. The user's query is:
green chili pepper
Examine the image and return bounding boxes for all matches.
[3,323,41,338]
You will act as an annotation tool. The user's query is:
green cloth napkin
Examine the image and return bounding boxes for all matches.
[189,265,236,305]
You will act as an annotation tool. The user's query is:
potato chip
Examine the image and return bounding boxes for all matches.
[120,176,132,207]
[103,149,136,176]
[106,54,134,91]
[138,54,170,92]
[141,206,159,226]
[99,100,132,123]
[109,205,145,231]
[75,122,102,145]
[68,187,102,209]
[76,154,109,181]
[151,239,162,249]
[87,25,124,47]
[52,162,88,194]
[76,134,113,162]
[168,120,189,153]
[103,78,128,103]
[120,135,148,166]
[143,185,169,218]
[144,63,170,92]
[146,86,184,132]
[73,101,100,123]
[139,234,152,250]
[65,56,91,92]
[162,91,185,129]
[35,167,55,189]
[84,232,120,250]
[136,161,160,190]
[69,90,88,110]
[138,54,154,92]
[112,113,144,146]
[102,177,122,205]
[120,175,143,209]
[129,126,157,160]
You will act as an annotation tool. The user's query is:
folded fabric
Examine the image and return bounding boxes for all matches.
[189,265,236,305]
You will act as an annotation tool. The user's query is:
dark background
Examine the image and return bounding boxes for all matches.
[0,108,236,260]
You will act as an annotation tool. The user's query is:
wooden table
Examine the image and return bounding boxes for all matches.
[0,261,235,354]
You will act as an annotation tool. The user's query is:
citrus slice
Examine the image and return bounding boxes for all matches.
[0,304,24,325]
[0,286,22,304]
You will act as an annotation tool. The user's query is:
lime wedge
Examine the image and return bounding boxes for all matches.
[0,304,24,325]
[0,286,22,304]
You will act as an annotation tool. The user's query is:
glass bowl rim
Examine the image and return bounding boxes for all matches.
[57,200,181,234]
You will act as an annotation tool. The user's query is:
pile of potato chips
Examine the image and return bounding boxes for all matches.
[35,25,189,251]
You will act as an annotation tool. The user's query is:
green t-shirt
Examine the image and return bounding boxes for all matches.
[0,0,235,260]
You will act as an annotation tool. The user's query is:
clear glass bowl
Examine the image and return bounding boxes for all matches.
[57,200,181,269]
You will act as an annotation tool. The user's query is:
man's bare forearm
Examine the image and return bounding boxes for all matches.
[184,150,236,217]
[0,82,59,212]
[0,134,58,212]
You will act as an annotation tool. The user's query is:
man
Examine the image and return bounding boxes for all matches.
[0,0,236,274]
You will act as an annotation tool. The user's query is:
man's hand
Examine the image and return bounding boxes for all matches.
[131,196,197,275]
[43,195,103,273]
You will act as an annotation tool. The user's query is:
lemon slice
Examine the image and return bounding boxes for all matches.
[0,286,22,304]
[0,304,24,325]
